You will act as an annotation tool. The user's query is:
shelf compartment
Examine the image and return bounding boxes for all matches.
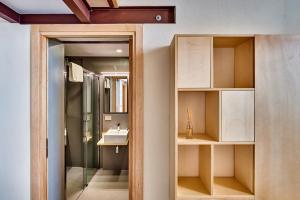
[213,144,254,196]
[214,177,254,197]
[178,177,210,198]
[178,145,213,197]
[178,88,255,92]
[178,91,220,141]
[213,37,254,88]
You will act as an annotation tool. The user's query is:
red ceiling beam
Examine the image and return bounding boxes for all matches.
[63,0,90,23]
[0,2,175,24]
[20,14,80,24]
[0,2,20,23]
[19,6,175,24]
[90,7,175,23]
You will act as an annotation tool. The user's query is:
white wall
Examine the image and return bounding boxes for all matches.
[142,1,300,200]
[1,0,300,200]
[0,23,30,200]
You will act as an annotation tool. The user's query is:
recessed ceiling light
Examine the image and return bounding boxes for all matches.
[116,49,123,53]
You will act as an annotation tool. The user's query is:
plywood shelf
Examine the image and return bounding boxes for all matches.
[177,134,255,145]
[178,134,216,144]
[178,88,255,92]
[177,177,210,198]
[213,177,254,197]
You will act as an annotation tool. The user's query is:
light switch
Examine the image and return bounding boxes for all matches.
[104,115,112,121]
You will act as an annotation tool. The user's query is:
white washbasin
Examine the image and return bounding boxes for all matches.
[103,129,128,144]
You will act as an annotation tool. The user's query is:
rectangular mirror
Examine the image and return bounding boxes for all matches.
[104,76,128,113]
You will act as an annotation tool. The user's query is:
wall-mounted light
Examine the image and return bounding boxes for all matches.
[116,49,123,53]
[101,72,129,77]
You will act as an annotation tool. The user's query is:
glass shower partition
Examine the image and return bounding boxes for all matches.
[82,72,99,186]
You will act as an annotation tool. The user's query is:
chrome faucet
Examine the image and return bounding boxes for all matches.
[117,122,120,131]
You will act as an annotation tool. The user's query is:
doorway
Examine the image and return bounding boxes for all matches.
[63,40,130,200]
[30,25,143,200]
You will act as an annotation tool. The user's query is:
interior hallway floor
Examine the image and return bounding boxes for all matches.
[66,167,84,200]
[67,168,128,200]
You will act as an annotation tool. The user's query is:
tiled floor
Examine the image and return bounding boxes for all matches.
[67,168,128,200]
[66,167,84,200]
[78,169,128,200]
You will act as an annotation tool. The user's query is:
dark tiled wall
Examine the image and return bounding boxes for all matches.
[103,113,128,132]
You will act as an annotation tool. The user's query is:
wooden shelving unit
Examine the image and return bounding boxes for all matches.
[170,35,255,200]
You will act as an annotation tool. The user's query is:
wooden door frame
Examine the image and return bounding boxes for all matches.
[30,24,144,200]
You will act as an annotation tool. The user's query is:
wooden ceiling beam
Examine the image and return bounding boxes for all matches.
[107,0,119,8]
[63,0,90,23]
[20,14,80,24]
[19,6,175,24]
[90,7,175,23]
[0,2,20,23]
[2,6,175,24]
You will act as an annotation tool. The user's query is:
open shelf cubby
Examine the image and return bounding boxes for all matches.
[177,145,212,198]
[213,37,254,88]
[178,91,220,144]
[213,144,254,197]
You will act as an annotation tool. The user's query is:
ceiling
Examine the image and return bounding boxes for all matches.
[64,43,129,57]
[0,0,175,24]
[0,17,8,23]
[86,0,109,7]
[1,0,72,14]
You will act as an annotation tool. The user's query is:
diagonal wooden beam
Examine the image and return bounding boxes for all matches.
[0,2,20,23]
[107,0,119,8]
[63,0,90,23]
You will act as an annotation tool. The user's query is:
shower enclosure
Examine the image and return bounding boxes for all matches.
[82,73,100,186]
[65,64,100,200]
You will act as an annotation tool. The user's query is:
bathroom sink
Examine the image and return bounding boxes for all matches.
[103,129,128,144]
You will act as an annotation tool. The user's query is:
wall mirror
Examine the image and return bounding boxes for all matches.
[104,76,128,113]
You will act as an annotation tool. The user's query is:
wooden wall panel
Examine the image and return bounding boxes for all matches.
[255,35,300,200]
[169,38,176,200]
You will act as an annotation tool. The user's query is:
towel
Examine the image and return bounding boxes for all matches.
[69,62,83,82]
[104,77,111,88]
